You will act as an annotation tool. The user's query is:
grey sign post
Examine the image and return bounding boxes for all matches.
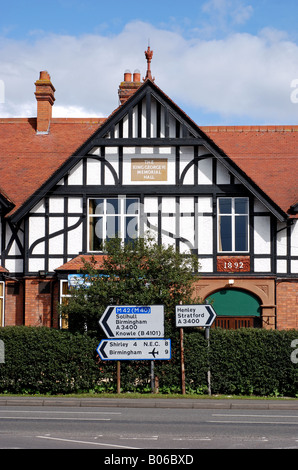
[0,340,4,364]
[175,304,217,395]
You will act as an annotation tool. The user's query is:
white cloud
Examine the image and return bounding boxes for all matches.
[0,20,297,125]
[202,0,254,31]
[53,105,104,118]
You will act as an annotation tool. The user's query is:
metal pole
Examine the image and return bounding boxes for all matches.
[151,361,154,393]
[180,327,186,395]
[117,361,121,394]
[205,327,211,396]
[0,340,4,364]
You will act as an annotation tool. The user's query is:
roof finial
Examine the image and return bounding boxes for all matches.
[143,45,155,82]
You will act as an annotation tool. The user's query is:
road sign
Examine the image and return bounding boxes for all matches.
[99,305,164,338]
[97,338,171,361]
[175,304,217,327]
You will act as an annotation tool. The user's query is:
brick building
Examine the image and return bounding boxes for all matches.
[0,48,297,330]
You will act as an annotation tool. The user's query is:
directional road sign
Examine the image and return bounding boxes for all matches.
[97,338,171,361]
[175,304,217,327]
[99,305,164,338]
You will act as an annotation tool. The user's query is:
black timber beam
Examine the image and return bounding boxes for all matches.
[85,138,206,148]
[49,184,251,196]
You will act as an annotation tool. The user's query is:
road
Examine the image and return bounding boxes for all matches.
[1,398,298,451]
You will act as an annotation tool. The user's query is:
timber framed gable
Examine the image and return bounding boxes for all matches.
[10,79,288,225]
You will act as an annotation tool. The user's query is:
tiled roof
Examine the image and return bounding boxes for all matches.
[0,116,297,219]
[202,125,298,217]
[0,117,105,216]
[56,254,106,271]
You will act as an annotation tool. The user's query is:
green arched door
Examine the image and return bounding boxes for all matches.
[206,289,261,329]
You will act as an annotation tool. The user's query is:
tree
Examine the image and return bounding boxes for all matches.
[59,236,201,337]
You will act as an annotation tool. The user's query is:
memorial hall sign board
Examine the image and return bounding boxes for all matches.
[131,158,168,181]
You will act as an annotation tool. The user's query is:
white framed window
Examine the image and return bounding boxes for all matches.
[0,282,4,326]
[59,280,71,329]
[88,196,139,252]
[218,197,249,252]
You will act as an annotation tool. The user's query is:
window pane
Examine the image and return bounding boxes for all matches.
[235,198,248,214]
[126,199,139,215]
[106,216,120,240]
[235,215,248,251]
[61,307,68,329]
[125,217,138,242]
[62,281,69,295]
[219,216,232,251]
[89,217,103,251]
[89,199,104,215]
[219,199,232,214]
[106,199,119,214]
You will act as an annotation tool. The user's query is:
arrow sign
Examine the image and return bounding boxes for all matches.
[99,305,164,338]
[97,339,171,361]
[175,304,217,327]
[100,306,114,337]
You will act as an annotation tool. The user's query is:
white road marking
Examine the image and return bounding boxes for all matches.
[120,435,158,440]
[36,435,139,449]
[211,413,298,425]
[0,416,111,421]
[209,420,298,425]
[0,410,121,414]
[213,413,298,418]
[173,437,212,441]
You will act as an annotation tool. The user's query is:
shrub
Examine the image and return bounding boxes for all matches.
[0,326,298,397]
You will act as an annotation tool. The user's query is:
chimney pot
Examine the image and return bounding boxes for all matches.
[39,71,51,81]
[124,70,132,82]
[133,69,141,82]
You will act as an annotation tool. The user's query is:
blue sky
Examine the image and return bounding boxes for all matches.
[1,0,298,41]
[0,0,298,124]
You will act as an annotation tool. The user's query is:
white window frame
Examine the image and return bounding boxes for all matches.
[0,282,4,327]
[88,196,140,252]
[59,280,71,329]
[217,197,249,253]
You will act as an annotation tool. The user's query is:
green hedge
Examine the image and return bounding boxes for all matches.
[208,329,298,397]
[0,326,298,397]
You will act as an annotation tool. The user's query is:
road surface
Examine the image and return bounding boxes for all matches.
[0,398,298,451]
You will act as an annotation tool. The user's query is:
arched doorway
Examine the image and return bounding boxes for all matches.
[206,288,262,329]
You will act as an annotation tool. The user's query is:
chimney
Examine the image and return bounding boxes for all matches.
[34,71,55,134]
[118,69,142,105]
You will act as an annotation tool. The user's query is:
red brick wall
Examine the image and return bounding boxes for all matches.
[51,281,60,329]
[24,278,56,327]
[276,280,298,329]
[3,278,60,328]
[4,282,23,326]
[3,276,298,330]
